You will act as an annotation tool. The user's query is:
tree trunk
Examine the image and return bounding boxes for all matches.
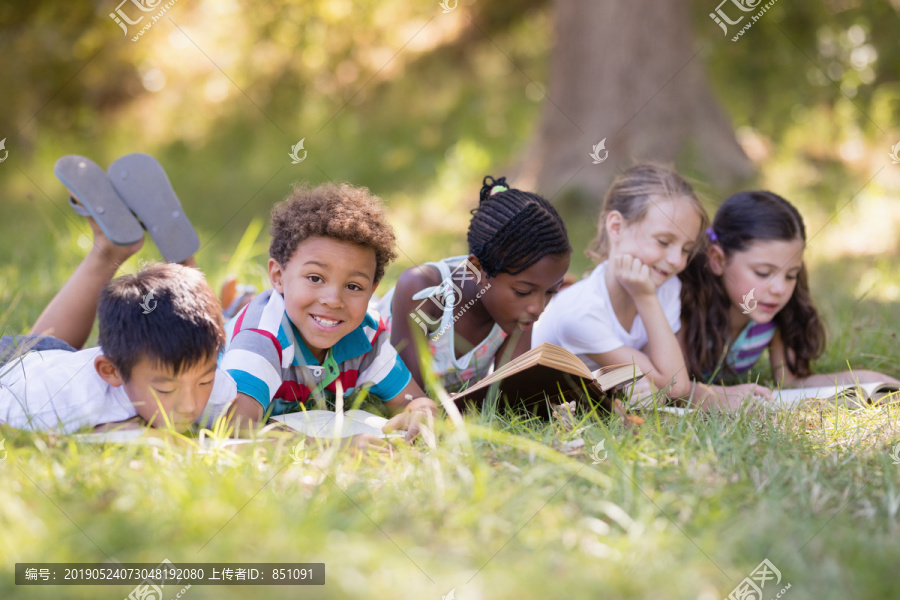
[518,0,754,201]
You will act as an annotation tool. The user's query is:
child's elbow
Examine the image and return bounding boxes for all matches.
[666,377,693,399]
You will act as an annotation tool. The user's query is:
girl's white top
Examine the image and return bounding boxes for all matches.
[533,261,682,370]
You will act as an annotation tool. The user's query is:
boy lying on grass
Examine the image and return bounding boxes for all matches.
[1,154,234,432]
[3,156,435,448]
[222,182,439,447]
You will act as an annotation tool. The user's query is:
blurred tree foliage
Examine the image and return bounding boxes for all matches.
[0,0,898,273]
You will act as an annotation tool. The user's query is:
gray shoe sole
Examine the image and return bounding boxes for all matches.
[107,153,200,263]
[54,155,144,246]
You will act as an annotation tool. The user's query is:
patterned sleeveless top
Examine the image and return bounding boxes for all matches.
[376,255,507,391]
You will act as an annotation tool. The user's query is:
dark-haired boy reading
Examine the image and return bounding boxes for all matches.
[222,183,438,441]
[0,212,234,433]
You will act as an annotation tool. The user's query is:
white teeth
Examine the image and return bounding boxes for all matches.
[313,315,339,327]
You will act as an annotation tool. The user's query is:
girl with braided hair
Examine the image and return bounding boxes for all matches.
[377,176,571,391]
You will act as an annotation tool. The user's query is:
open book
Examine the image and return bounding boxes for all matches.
[452,343,643,417]
[269,409,405,439]
[773,381,900,409]
[633,381,900,415]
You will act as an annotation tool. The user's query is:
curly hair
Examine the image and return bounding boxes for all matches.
[468,176,572,276]
[269,182,398,284]
[586,163,708,264]
[680,190,826,380]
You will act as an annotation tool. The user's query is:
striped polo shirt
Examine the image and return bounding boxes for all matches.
[725,320,777,374]
[220,289,411,415]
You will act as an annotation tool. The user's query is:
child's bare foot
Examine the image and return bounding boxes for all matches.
[221,276,257,318]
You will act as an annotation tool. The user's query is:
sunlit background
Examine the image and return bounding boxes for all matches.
[1,0,899,353]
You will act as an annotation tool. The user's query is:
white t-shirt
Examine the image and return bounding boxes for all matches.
[0,348,237,433]
[533,261,682,370]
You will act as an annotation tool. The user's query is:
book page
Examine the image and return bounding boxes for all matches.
[455,343,594,400]
[591,363,644,391]
[774,383,900,408]
[859,382,900,404]
[270,409,404,439]
[774,386,865,408]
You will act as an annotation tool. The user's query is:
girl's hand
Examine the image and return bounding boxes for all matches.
[612,254,656,298]
[694,383,773,411]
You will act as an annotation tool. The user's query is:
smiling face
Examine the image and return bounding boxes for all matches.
[710,237,805,325]
[477,252,571,334]
[607,195,702,287]
[269,236,377,362]
[95,354,218,431]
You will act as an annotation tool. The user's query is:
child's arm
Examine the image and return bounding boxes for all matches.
[386,266,444,389]
[589,255,691,397]
[31,216,144,348]
[769,332,900,388]
[227,392,266,432]
[673,327,774,409]
[382,379,439,441]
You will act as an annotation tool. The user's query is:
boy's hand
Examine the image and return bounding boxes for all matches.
[345,433,395,455]
[611,254,656,298]
[383,396,438,443]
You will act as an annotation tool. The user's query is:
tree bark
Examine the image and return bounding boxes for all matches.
[518,0,754,200]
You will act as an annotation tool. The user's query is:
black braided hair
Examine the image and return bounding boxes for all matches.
[467,176,572,277]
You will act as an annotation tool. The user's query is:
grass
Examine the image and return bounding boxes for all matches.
[1,213,900,600]
[2,177,900,599]
[3,6,900,595]
[3,392,900,599]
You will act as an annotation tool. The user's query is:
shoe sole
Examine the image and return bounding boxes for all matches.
[54,155,144,246]
[107,153,200,263]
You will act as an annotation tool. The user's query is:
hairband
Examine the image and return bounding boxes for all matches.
[490,185,508,196]
[706,227,718,242]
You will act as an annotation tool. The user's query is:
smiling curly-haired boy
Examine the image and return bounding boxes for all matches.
[222,182,437,433]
